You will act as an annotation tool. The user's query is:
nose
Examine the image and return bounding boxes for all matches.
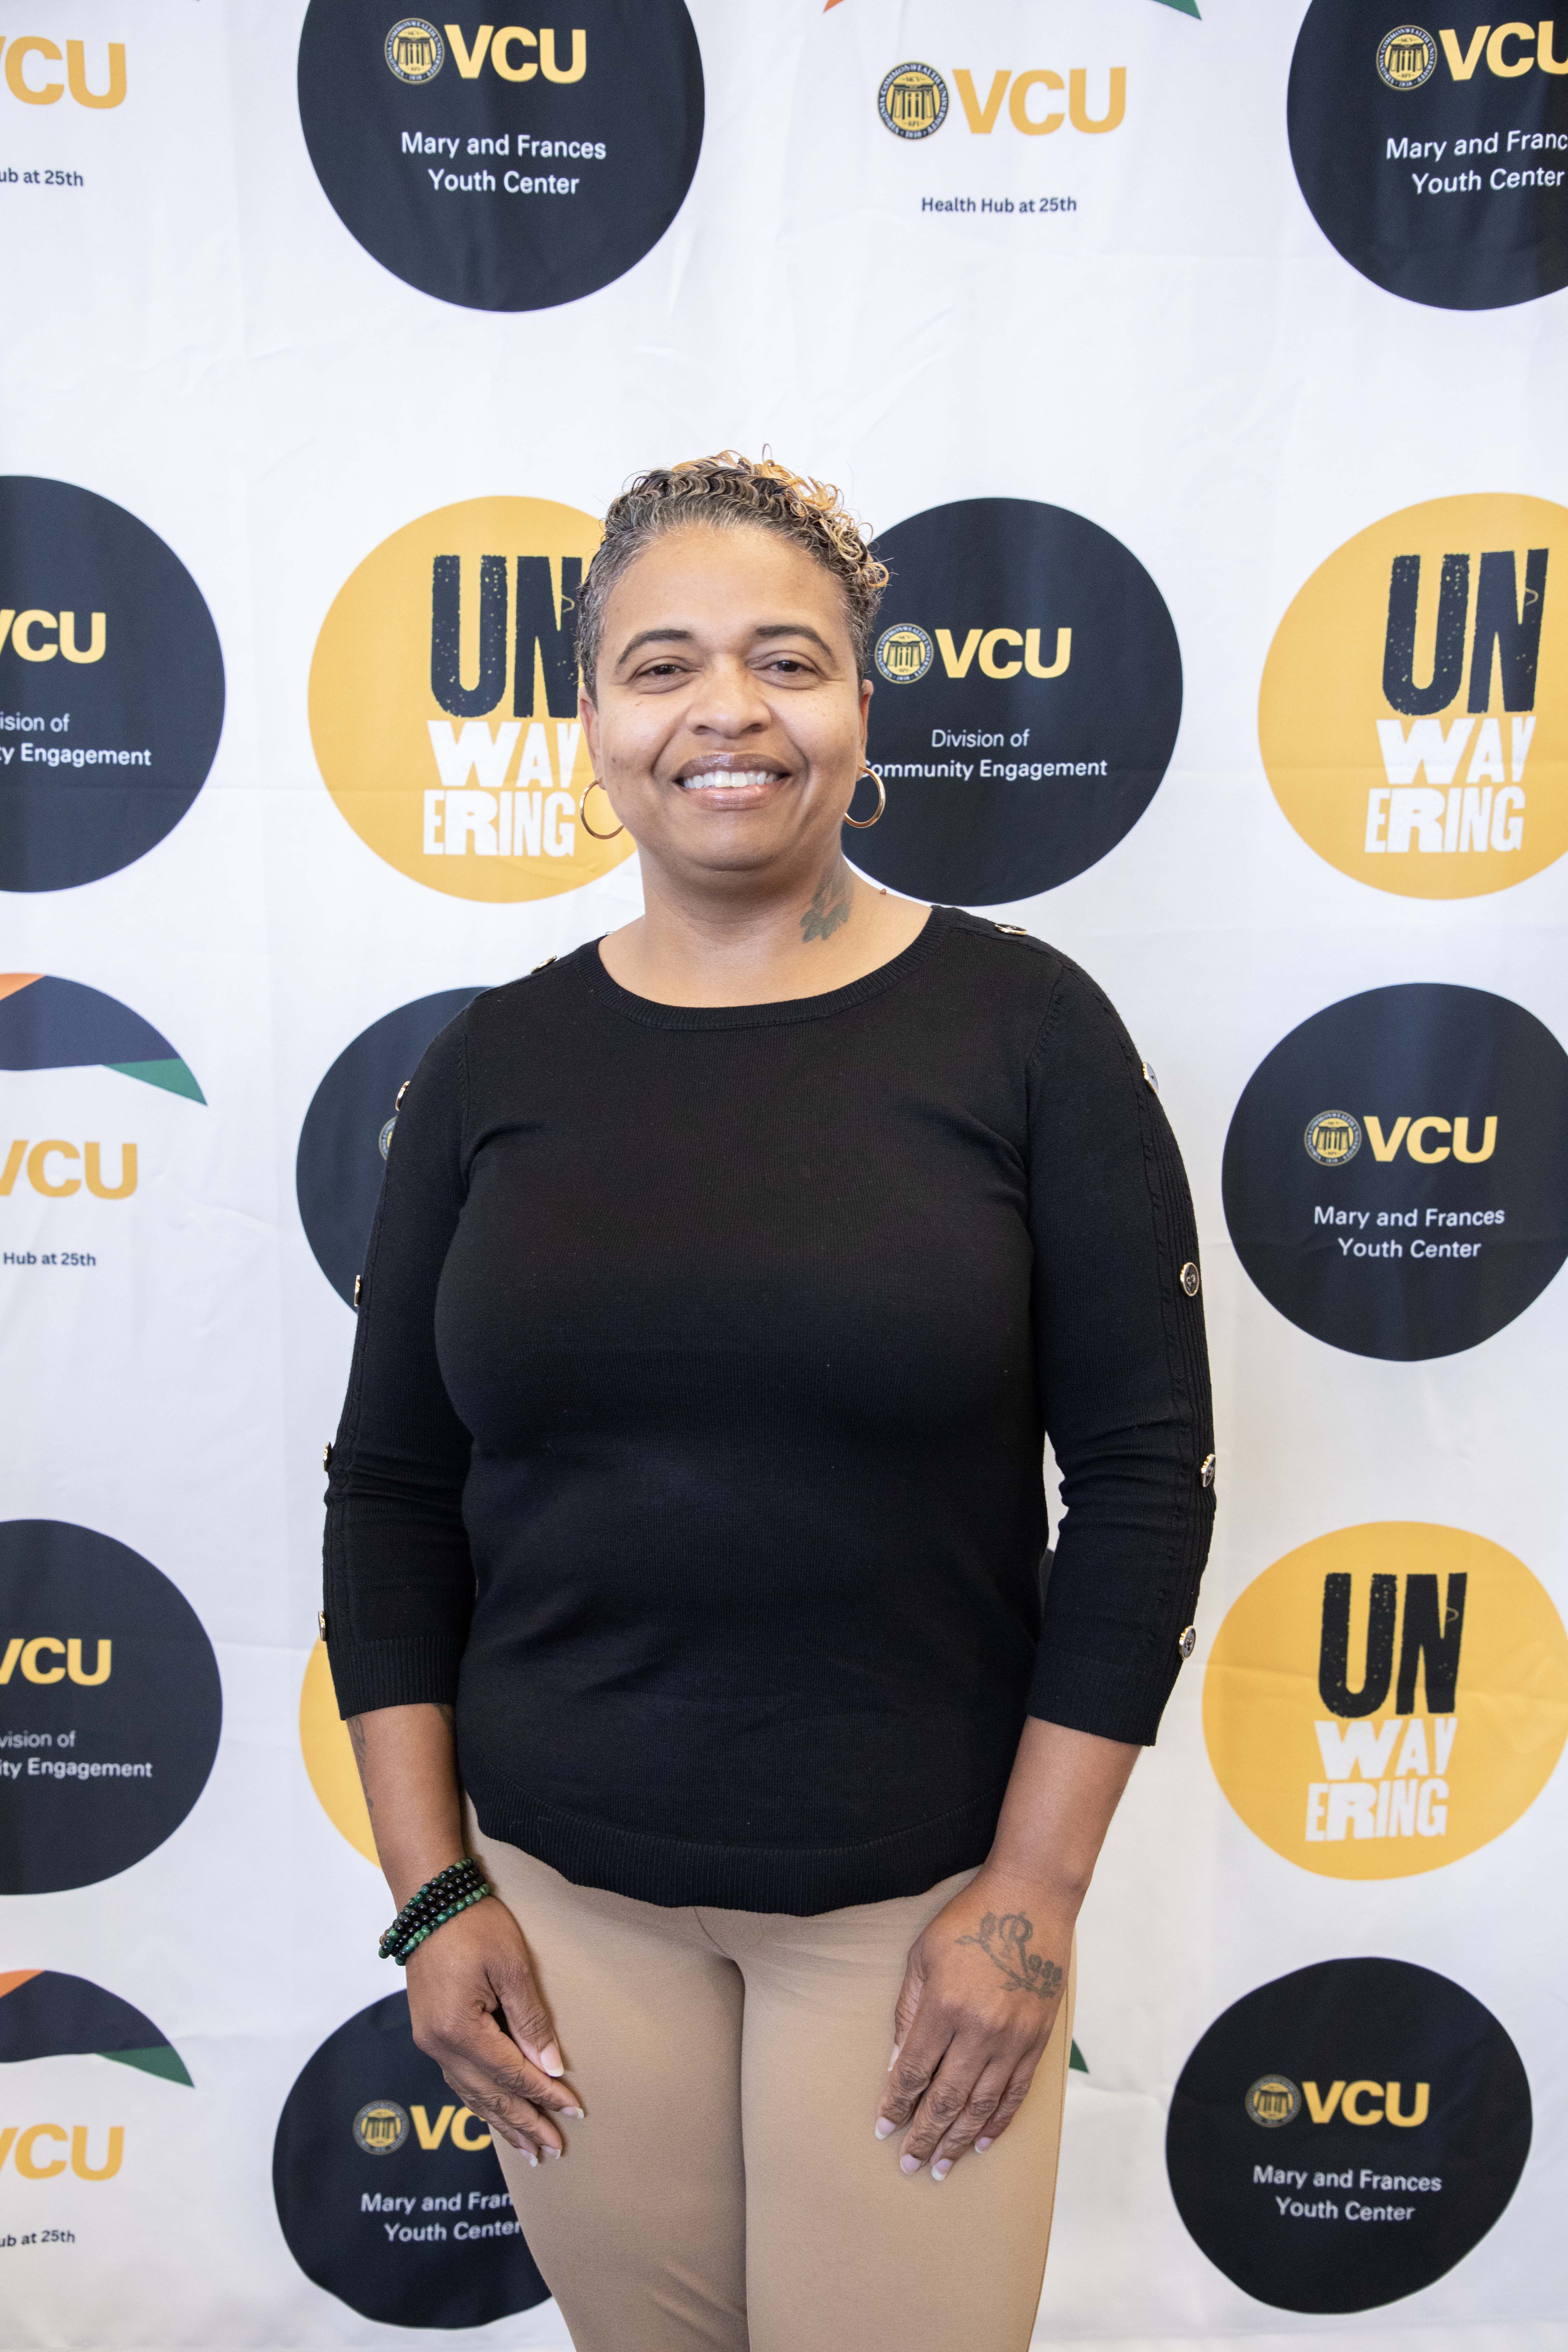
[682,651,774,740]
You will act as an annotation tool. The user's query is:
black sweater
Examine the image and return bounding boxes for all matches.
[324,908,1214,1914]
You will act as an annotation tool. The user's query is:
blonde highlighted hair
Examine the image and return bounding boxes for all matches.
[575,452,889,694]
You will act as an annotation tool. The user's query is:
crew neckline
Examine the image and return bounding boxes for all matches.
[581,904,951,1031]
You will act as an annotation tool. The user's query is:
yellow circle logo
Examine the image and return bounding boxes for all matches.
[1259,494,1567,899]
[300,1639,377,1865]
[310,496,630,902]
[1244,2074,1301,2128]
[1205,1523,1568,1878]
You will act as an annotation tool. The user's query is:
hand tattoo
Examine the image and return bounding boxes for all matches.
[801,862,853,943]
[956,1913,1064,2001]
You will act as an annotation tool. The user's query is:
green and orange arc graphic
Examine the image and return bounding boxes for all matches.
[0,1968,194,2085]
[0,973,204,1102]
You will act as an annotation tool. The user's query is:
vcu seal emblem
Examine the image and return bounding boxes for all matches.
[878,63,948,140]
[1304,1109,1362,1166]
[1375,25,1437,88]
[1245,2074,1302,2128]
[353,2098,410,2154]
[875,623,934,683]
[385,18,444,83]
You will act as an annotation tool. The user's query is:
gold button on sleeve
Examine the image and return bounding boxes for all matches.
[1180,1261,1201,1296]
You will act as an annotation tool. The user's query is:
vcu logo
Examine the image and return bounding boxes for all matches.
[953,67,1126,136]
[1432,21,1568,77]
[879,625,1073,681]
[386,20,444,82]
[1378,27,1438,86]
[0,1637,111,1685]
[0,38,125,107]
[878,63,947,138]
[1369,544,1546,858]
[424,552,583,859]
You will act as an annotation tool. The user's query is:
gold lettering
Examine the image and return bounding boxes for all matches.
[411,2104,455,2149]
[1486,20,1536,69]
[28,1140,80,1197]
[71,2124,122,2180]
[0,2127,14,2170]
[65,40,126,108]
[540,28,586,82]
[1024,626,1071,678]
[22,1637,66,1684]
[1069,65,1126,132]
[979,628,1024,679]
[954,68,1009,132]
[1406,1115,1452,1163]
[1540,19,1568,70]
[4,36,65,103]
[0,1139,27,1196]
[936,628,982,679]
[444,24,495,76]
[1451,1114,1497,1162]
[1302,2079,1345,2123]
[1008,69,1064,134]
[490,27,537,80]
[84,1142,137,1200]
[58,610,106,663]
[1364,1116,1410,1161]
[0,1637,23,1682]
[15,2124,67,2178]
[68,1638,111,1686]
[12,610,58,661]
[451,2106,494,2150]
[1385,2080,1430,2128]
[1342,2079,1386,2125]
[1439,26,1492,77]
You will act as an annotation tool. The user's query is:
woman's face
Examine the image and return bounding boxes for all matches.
[581,523,872,883]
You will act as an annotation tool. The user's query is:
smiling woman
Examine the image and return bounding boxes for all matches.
[323,453,1216,2352]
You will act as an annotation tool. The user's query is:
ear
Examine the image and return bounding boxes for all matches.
[858,674,873,755]
[579,689,600,771]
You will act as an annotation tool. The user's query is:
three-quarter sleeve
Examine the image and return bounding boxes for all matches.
[1026,960,1215,1745]
[322,1012,476,1719]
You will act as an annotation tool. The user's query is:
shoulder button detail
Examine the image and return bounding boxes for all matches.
[1178,1624,1197,1661]
[322,1441,334,1471]
[317,1610,328,1639]
[353,1274,362,1309]
[530,955,557,974]
[1200,1451,1216,1489]
[394,1079,411,1111]
[1141,1060,1160,1093]
[994,923,1029,937]
[1180,1261,1201,1297]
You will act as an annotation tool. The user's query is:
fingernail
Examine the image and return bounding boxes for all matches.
[975,2137,993,2152]
[561,2105,585,2121]
[931,2159,952,2181]
[541,2043,565,2079]
[887,2044,902,2072]
[526,2152,538,2169]
[874,2118,895,2141]
[899,2154,922,2176]
[540,2145,561,2160]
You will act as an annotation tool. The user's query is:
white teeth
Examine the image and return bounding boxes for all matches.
[679,770,780,790]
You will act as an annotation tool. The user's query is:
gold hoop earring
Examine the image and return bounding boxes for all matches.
[578,777,624,840]
[843,766,886,830]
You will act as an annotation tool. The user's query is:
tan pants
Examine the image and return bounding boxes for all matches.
[469,1827,1074,2352]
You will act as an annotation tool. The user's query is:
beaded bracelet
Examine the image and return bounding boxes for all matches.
[379,1858,492,1967]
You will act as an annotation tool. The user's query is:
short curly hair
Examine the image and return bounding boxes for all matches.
[574,452,889,696]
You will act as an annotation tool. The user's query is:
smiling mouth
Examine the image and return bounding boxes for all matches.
[673,759,792,797]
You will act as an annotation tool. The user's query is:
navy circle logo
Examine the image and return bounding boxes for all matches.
[1223,984,1568,1360]
[0,1519,222,1893]
[853,498,1181,904]
[1168,1959,1530,2312]
[299,0,705,312]
[296,988,484,1307]
[0,478,224,893]
[275,1994,550,2326]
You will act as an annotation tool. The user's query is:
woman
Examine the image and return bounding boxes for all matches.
[324,454,1214,2352]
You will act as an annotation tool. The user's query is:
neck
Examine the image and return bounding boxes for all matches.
[599,847,927,1008]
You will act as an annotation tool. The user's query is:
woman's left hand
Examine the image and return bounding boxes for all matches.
[875,1867,1073,2181]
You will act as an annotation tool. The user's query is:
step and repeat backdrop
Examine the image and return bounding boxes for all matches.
[2,3,1566,2347]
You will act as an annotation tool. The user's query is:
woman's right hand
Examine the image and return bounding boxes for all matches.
[405,1895,584,2162]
